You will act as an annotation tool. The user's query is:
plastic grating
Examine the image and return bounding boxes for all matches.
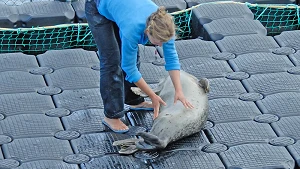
[71,132,133,157]
[139,62,168,84]
[203,18,267,41]
[127,111,154,131]
[0,53,38,72]
[256,92,300,117]
[242,72,300,96]
[45,108,70,117]
[287,141,300,168]
[55,130,80,140]
[272,116,300,140]
[239,92,263,101]
[215,34,280,55]
[0,114,63,138]
[2,0,32,5]
[225,72,249,80]
[71,0,86,23]
[138,45,160,63]
[2,137,73,162]
[151,0,186,12]
[164,131,210,151]
[52,88,103,112]
[220,144,295,168]
[289,50,300,66]
[134,151,160,160]
[14,160,79,169]
[0,71,46,94]
[37,86,62,95]
[272,47,296,56]
[63,108,128,134]
[64,154,90,164]
[0,4,17,28]
[208,98,261,123]
[288,67,300,75]
[192,3,254,25]
[269,137,295,147]
[254,114,279,124]
[80,155,149,169]
[150,150,225,169]
[17,1,75,27]
[158,39,220,59]
[37,49,99,70]
[207,121,277,146]
[180,57,232,79]
[274,30,300,51]
[211,52,236,60]
[201,143,228,154]
[0,159,20,168]
[44,67,100,90]
[29,67,53,75]
[207,77,247,100]
[229,52,295,75]
[0,92,55,117]
[62,109,106,134]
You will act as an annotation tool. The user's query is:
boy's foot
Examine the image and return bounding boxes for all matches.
[102,117,129,133]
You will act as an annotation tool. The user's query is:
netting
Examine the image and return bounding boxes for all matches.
[247,3,300,36]
[0,1,299,54]
[0,9,192,54]
[173,9,193,40]
[0,24,96,54]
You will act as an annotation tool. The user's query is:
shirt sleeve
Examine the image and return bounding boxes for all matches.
[121,36,142,83]
[163,37,181,71]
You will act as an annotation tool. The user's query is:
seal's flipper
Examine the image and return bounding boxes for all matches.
[199,78,210,93]
[136,131,165,150]
[131,78,165,97]
[119,145,138,155]
[131,87,148,97]
[113,138,142,146]
[135,140,157,151]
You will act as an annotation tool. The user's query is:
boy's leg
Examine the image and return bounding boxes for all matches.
[112,23,146,106]
[85,0,128,131]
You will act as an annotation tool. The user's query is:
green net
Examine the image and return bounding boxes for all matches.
[0,24,96,54]
[173,9,193,40]
[247,3,300,36]
[0,1,299,54]
[0,9,192,54]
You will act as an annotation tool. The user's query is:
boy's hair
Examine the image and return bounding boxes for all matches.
[145,6,175,42]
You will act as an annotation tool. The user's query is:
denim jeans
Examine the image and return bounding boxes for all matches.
[85,0,144,119]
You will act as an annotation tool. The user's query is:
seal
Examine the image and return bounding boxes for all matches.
[113,71,209,154]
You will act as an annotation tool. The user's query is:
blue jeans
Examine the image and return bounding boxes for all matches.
[85,0,144,119]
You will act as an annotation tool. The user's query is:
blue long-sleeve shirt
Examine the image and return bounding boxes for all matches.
[97,0,180,83]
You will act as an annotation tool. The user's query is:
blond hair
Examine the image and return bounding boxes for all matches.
[145,6,175,42]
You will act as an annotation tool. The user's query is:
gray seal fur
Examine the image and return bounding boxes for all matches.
[114,71,209,153]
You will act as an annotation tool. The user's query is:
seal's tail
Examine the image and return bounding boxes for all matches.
[135,131,165,151]
[112,138,141,155]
